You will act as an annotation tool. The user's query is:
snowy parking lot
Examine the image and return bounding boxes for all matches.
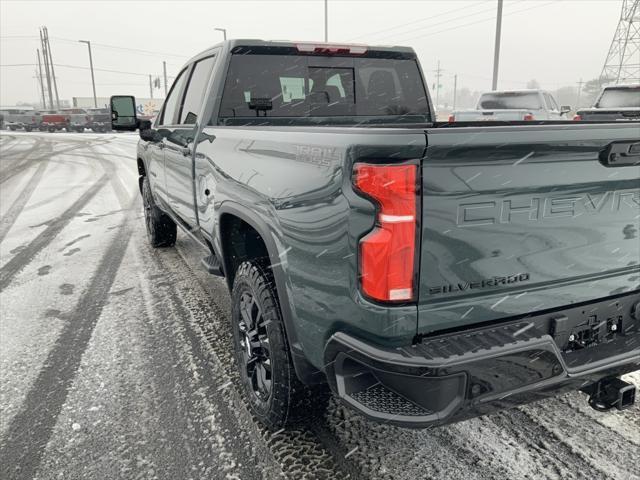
[0,131,639,480]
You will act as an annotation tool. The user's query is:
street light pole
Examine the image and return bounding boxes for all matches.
[79,40,97,108]
[214,28,227,40]
[491,0,504,91]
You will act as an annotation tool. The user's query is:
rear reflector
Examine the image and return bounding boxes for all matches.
[573,114,582,121]
[448,115,455,123]
[523,113,534,121]
[354,164,418,302]
[296,43,367,55]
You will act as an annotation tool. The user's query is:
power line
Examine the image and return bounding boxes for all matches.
[0,35,189,59]
[346,0,493,41]
[392,0,558,44]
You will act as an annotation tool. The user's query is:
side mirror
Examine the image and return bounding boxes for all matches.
[560,105,572,115]
[139,121,157,142]
[110,95,138,131]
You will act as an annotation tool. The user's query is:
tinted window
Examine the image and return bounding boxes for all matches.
[217,54,429,124]
[160,68,188,125]
[597,87,640,108]
[179,55,216,124]
[478,92,542,110]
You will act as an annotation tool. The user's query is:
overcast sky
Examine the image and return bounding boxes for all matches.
[0,0,622,106]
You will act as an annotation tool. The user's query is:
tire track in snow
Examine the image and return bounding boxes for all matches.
[0,174,108,291]
[0,201,136,480]
[0,160,48,244]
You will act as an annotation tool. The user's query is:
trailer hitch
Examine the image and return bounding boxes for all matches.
[582,377,636,412]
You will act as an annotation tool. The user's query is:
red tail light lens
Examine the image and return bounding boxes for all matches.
[354,164,418,302]
[523,114,534,121]
[573,114,582,121]
[448,115,455,123]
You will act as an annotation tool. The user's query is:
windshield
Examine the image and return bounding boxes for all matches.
[217,53,430,125]
[596,87,640,108]
[477,92,542,110]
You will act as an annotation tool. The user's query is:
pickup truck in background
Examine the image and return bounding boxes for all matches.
[575,84,640,121]
[0,108,39,131]
[62,108,90,132]
[110,40,639,430]
[40,111,69,132]
[449,89,571,122]
[86,108,111,132]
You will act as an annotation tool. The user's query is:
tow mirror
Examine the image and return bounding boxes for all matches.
[560,105,572,115]
[110,95,138,131]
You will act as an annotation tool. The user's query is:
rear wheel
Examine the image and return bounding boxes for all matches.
[231,260,329,429]
[24,126,32,132]
[141,176,176,247]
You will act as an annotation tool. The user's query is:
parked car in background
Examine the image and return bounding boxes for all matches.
[0,108,39,131]
[449,89,571,122]
[574,84,640,121]
[86,108,111,132]
[40,111,69,132]
[62,108,90,132]
[111,40,639,431]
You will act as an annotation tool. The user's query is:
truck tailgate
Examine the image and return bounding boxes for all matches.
[418,123,640,335]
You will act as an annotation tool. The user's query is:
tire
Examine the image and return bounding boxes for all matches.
[141,176,176,247]
[231,260,329,429]
[24,126,32,132]
[48,127,55,133]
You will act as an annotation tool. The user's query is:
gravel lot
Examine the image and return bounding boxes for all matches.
[1,131,638,480]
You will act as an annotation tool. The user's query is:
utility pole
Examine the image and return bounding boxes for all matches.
[434,61,443,109]
[40,28,54,110]
[491,0,504,90]
[79,40,97,107]
[36,49,46,109]
[324,0,328,42]
[149,75,154,99]
[214,28,227,40]
[163,61,168,96]
[44,27,60,108]
[576,78,584,109]
[453,74,458,111]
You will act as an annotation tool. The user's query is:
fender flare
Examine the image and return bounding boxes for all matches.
[216,202,322,384]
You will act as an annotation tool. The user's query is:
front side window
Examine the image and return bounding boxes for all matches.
[179,55,217,124]
[160,68,188,125]
[217,53,429,125]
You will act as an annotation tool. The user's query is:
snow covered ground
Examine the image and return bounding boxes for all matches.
[0,131,638,480]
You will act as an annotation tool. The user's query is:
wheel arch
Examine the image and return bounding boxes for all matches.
[217,203,322,384]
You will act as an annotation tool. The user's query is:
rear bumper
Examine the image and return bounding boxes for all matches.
[324,292,640,427]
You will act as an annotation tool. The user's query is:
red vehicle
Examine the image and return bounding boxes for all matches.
[40,111,69,132]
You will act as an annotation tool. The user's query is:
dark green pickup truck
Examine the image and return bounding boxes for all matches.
[111,40,640,429]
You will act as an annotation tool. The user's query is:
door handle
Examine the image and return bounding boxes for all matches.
[157,142,165,149]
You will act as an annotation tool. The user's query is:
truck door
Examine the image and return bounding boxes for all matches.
[149,67,190,208]
[163,54,217,227]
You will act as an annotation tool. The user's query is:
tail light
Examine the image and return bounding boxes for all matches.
[573,114,582,121]
[523,114,534,121]
[296,43,367,55]
[448,115,455,123]
[353,163,418,302]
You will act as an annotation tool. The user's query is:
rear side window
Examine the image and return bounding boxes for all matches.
[597,87,640,108]
[160,68,188,125]
[478,92,542,110]
[179,55,217,124]
[217,54,429,124]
